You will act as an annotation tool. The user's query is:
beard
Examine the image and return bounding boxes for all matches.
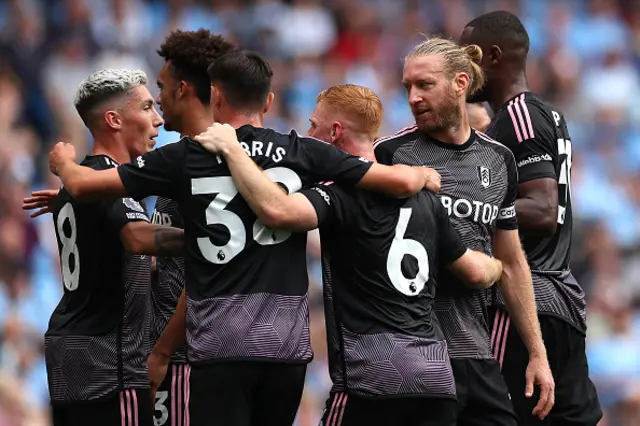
[414,91,462,135]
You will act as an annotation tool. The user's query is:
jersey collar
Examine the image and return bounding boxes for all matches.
[236,124,255,140]
[422,128,476,151]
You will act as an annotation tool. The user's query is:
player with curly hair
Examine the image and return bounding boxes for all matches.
[148,29,235,426]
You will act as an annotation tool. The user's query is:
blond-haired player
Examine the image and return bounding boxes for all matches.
[374,36,555,426]
[194,84,505,426]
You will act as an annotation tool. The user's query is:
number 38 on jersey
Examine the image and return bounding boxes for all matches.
[191,167,302,264]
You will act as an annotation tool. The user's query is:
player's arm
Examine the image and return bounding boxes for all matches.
[516,179,558,236]
[492,149,554,418]
[194,124,441,199]
[492,150,540,351]
[193,130,320,230]
[356,164,441,198]
[499,109,560,235]
[436,201,503,288]
[494,227,555,417]
[148,289,186,399]
[492,228,543,357]
[54,161,129,201]
[120,222,185,256]
[50,140,184,202]
[449,250,503,289]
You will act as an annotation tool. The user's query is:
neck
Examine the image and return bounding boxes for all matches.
[218,111,263,130]
[338,134,376,162]
[429,111,472,145]
[488,71,529,113]
[92,133,131,165]
[180,105,213,137]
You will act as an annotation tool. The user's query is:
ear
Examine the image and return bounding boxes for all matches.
[454,72,470,98]
[211,85,222,109]
[264,92,275,114]
[331,121,343,144]
[104,109,122,130]
[489,45,502,65]
[178,80,188,99]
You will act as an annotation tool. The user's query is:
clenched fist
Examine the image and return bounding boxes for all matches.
[49,142,77,176]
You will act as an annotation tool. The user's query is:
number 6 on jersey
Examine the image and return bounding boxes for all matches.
[386,208,429,296]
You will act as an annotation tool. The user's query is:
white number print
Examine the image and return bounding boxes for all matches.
[192,176,246,264]
[557,138,572,225]
[56,203,80,291]
[386,208,429,296]
[153,390,169,426]
[253,167,302,245]
[192,167,303,264]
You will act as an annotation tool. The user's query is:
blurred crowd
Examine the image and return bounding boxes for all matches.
[1,0,640,425]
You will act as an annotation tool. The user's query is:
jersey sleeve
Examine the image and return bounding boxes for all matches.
[293,133,373,186]
[300,183,356,228]
[495,105,557,183]
[117,139,187,201]
[435,198,467,263]
[104,197,150,234]
[496,151,519,230]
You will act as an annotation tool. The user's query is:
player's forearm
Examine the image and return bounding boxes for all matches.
[57,162,128,201]
[497,254,546,358]
[358,164,428,198]
[221,143,294,228]
[515,197,557,235]
[121,223,185,256]
[482,256,503,287]
[450,250,503,289]
[154,227,185,257]
[153,289,186,359]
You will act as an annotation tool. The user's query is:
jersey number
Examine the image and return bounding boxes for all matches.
[386,208,429,296]
[153,390,168,426]
[557,138,572,225]
[56,203,80,291]
[191,167,303,264]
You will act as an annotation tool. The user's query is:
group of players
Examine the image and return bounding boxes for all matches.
[22,9,603,426]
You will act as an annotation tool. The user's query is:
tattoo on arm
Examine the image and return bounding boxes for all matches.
[154,227,185,257]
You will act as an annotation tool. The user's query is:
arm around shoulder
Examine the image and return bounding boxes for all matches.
[448,249,503,289]
[357,164,441,197]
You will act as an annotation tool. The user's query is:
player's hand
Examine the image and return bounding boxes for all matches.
[422,167,441,193]
[526,355,555,419]
[193,123,239,155]
[148,349,170,404]
[22,189,59,218]
[49,142,77,176]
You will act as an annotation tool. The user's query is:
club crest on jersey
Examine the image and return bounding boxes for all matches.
[477,166,491,188]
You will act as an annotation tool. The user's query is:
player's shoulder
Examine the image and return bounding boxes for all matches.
[493,92,559,137]
[474,129,514,159]
[374,125,420,154]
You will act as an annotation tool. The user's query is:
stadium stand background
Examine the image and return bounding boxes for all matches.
[0,0,639,424]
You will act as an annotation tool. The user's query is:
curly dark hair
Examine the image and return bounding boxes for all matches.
[157,29,236,105]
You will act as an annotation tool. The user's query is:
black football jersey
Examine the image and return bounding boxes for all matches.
[46,155,152,403]
[150,197,187,363]
[375,127,518,359]
[302,184,466,398]
[117,125,373,364]
[485,91,586,331]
